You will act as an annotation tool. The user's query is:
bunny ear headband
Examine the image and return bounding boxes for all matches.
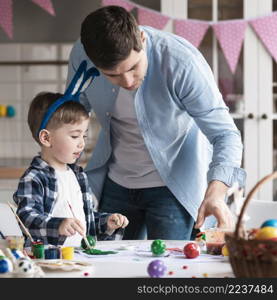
[37,60,100,136]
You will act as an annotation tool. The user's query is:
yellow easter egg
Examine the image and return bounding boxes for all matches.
[255,226,277,240]
[0,105,7,117]
[221,244,229,256]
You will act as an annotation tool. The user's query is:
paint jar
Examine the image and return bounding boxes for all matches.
[44,247,60,259]
[6,236,25,250]
[61,247,74,260]
[32,242,45,259]
[205,228,232,255]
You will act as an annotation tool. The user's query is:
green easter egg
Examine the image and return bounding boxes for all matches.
[151,239,166,256]
[81,235,96,249]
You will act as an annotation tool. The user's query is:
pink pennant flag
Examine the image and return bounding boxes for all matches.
[0,0,13,39]
[174,19,209,48]
[101,0,135,11]
[249,12,277,63]
[138,7,170,30]
[31,0,55,16]
[212,20,247,74]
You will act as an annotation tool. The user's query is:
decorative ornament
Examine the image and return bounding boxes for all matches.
[183,242,200,259]
[0,0,55,39]
[147,259,167,278]
[221,244,229,256]
[81,235,96,250]
[261,219,277,229]
[15,257,35,275]
[0,257,13,273]
[151,239,166,256]
[255,226,277,240]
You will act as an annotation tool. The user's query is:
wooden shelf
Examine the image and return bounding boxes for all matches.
[0,168,25,179]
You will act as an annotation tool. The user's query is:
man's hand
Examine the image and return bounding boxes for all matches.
[195,180,234,229]
[107,213,129,230]
[58,218,85,236]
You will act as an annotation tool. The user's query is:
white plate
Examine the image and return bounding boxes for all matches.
[135,250,170,257]
[35,259,92,271]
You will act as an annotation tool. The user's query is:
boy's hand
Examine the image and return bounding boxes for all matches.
[59,218,85,236]
[107,214,129,230]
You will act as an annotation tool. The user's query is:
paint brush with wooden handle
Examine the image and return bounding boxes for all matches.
[67,202,93,250]
[7,202,34,243]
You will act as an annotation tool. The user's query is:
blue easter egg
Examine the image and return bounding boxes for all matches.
[261,219,277,228]
[0,258,13,273]
[6,105,16,117]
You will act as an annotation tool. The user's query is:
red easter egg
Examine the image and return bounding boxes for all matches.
[183,242,200,259]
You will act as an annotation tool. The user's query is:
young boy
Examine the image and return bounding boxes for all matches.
[13,92,129,247]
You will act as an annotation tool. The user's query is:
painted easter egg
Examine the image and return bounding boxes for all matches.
[6,105,16,117]
[255,226,277,240]
[0,105,7,117]
[15,258,35,275]
[151,239,166,256]
[221,244,229,256]
[183,242,200,258]
[81,235,96,250]
[261,219,277,229]
[0,258,13,273]
[147,260,167,278]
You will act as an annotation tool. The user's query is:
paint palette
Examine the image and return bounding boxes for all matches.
[35,259,92,271]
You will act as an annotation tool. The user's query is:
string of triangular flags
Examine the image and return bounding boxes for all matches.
[0,0,276,75]
[102,0,277,74]
[0,0,55,39]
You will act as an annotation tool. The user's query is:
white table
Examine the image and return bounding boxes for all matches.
[41,240,234,278]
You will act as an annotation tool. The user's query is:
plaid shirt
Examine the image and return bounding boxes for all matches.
[13,156,123,246]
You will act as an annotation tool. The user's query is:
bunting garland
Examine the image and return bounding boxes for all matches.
[0,0,12,39]
[100,0,277,74]
[212,20,247,74]
[249,12,277,64]
[31,0,55,16]
[137,7,170,30]
[0,0,276,75]
[0,0,55,39]
[174,19,210,48]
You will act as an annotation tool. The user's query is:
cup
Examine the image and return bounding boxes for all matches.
[61,247,74,260]
[6,236,25,250]
[32,242,45,259]
[205,228,232,255]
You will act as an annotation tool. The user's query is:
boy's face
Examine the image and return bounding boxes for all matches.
[45,117,89,170]
[98,32,148,91]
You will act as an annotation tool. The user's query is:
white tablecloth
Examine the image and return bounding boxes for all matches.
[42,240,234,278]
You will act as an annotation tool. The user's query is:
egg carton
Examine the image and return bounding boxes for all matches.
[0,248,45,278]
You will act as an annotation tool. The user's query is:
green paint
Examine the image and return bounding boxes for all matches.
[32,243,44,259]
[83,248,117,255]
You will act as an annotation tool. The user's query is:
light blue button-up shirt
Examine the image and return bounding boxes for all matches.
[67,26,246,221]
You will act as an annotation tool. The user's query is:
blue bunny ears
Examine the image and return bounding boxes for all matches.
[37,61,99,136]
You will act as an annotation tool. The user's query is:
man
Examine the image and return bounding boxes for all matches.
[67,5,246,240]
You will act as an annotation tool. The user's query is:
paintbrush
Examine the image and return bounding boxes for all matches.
[0,230,5,239]
[7,202,34,243]
[67,202,93,250]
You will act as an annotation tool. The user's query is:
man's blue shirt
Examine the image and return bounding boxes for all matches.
[67,26,246,221]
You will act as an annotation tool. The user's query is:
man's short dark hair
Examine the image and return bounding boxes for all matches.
[81,5,142,69]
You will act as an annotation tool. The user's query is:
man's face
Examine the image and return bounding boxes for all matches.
[99,33,148,90]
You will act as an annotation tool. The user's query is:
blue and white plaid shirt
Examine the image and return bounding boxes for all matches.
[13,156,123,246]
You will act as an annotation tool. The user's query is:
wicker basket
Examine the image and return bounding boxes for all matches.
[225,172,277,278]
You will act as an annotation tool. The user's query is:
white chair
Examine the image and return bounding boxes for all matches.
[242,199,277,229]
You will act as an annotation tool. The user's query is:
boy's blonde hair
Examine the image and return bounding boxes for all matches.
[28,92,89,144]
